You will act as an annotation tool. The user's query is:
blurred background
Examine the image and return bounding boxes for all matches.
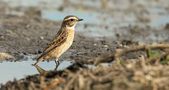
[1,0,169,42]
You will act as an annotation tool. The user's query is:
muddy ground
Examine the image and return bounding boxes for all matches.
[1,0,169,90]
[0,3,117,62]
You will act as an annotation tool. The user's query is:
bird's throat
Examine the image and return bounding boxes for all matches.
[66,24,76,30]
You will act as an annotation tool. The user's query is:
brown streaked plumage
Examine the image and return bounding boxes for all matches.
[33,15,83,68]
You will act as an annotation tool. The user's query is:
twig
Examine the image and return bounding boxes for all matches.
[114,44,169,60]
[87,44,169,65]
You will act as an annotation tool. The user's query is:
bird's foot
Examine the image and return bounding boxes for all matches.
[54,60,60,71]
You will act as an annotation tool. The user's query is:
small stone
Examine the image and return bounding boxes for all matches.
[0,52,15,60]
[103,45,108,48]
[40,36,44,40]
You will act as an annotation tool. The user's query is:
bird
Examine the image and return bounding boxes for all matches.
[33,15,83,69]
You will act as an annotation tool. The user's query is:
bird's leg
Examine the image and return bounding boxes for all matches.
[32,58,43,66]
[32,61,39,66]
[54,59,60,70]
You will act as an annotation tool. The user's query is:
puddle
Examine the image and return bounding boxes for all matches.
[42,10,102,24]
[41,10,116,37]
[2,0,40,7]
[0,54,109,85]
[41,9,169,41]
[150,16,169,28]
[41,10,137,38]
[1,0,62,8]
[0,55,73,84]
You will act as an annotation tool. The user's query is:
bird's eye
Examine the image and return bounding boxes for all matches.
[70,19,74,21]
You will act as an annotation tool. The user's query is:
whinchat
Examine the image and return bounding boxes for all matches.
[33,15,83,68]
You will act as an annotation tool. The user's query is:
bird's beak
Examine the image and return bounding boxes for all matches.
[78,19,83,21]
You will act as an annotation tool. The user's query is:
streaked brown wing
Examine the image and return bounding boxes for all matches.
[41,28,68,55]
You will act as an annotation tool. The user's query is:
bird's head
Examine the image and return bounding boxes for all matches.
[62,15,83,29]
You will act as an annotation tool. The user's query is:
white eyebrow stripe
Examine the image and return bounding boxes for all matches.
[64,17,78,21]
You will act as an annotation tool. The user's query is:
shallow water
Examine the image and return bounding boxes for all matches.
[0,56,73,84]
[150,16,169,28]
[42,10,99,24]
[2,0,62,8]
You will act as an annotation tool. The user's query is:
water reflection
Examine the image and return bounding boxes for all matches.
[33,65,48,76]
[0,57,73,84]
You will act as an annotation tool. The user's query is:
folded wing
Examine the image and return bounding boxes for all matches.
[37,28,68,60]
